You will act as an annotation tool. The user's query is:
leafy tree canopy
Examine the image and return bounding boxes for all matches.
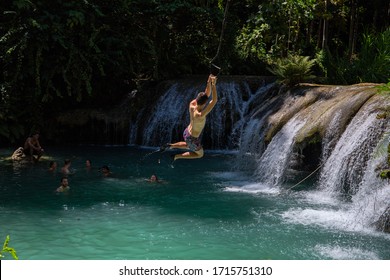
[1,0,389,143]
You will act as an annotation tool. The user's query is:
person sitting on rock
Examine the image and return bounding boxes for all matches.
[23,132,44,162]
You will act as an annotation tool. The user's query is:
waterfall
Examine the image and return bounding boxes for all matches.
[205,81,247,149]
[233,83,278,169]
[349,153,390,230]
[277,94,389,233]
[141,83,189,147]
[232,82,389,232]
[318,99,386,196]
[234,118,266,170]
[315,97,389,230]
[255,116,305,186]
[284,131,390,234]
[322,110,342,160]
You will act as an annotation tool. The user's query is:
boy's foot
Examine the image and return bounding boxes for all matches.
[159,143,171,152]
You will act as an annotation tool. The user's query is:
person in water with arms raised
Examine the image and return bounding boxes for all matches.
[161,74,218,162]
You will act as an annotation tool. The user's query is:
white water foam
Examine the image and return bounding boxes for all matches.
[224,183,280,195]
[282,157,390,236]
[209,171,281,195]
[299,190,340,206]
[281,207,368,232]
[314,245,379,260]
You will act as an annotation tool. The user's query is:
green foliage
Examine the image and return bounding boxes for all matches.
[324,29,390,84]
[377,79,390,95]
[355,29,390,83]
[267,54,316,87]
[234,2,268,61]
[314,50,327,77]
[1,0,390,144]
[235,0,317,64]
[380,170,390,179]
[0,235,18,260]
[0,0,228,142]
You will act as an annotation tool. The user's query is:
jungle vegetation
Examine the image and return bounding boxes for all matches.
[1,0,389,143]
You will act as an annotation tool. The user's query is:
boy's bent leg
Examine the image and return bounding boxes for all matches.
[174,148,204,160]
[170,141,189,150]
[160,141,187,152]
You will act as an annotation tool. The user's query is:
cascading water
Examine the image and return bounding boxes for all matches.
[204,81,246,149]
[318,99,387,196]
[275,94,389,234]
[322,110,342,161]
[234,83,278,168]
[282,129,390,235]
[349,153,390,231]
[234,118,266,170]
[141,83,189,147]
[315,95,390,231]
[255,116,305,186]
[235,83,388,234]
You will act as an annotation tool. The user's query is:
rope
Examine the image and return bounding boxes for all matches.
[286,163,323,191]
[210,0,231,67]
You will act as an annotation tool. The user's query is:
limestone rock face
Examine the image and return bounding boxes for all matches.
[294,86,377,145]
[263,84,378,148]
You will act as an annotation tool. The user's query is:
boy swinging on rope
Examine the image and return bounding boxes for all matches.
[160,74,218,162]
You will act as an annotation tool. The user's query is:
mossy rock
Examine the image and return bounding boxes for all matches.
[376,112,388,119]
[380,169,390,179]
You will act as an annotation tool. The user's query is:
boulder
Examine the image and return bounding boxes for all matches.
[11,147,25,161]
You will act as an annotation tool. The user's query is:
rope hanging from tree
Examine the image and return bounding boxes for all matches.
[210,0,231,76]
